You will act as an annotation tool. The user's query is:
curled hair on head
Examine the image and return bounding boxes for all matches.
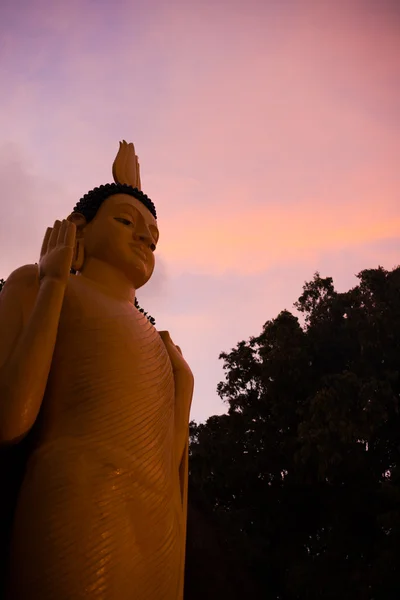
[73,182,157,223]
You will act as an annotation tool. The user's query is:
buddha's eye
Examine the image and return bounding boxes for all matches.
[115,217,133,226]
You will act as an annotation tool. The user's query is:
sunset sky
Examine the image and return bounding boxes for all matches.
[0,0,399,422]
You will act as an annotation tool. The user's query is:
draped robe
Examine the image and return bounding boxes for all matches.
[8,275,189,600]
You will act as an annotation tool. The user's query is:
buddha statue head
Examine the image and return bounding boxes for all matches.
[68,141,159,292]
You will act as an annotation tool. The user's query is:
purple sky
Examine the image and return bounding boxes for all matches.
[0,0,399,421]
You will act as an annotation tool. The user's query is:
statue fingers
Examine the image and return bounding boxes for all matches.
[64,220,76,247]
[48,221,61,251]
[40,227,52,258]
[57,220,68,246]
[158,330,171,345]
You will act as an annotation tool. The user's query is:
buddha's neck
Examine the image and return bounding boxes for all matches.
[77,259,136,304]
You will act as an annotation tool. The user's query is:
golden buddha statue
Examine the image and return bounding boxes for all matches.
[0,141,194,599]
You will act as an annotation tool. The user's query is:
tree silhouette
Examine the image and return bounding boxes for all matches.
[189,267,400,599]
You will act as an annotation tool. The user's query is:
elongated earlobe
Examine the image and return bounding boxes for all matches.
[67,212,86,272]
[72,237,85,272]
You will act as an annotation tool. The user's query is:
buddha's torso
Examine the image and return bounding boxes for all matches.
[9,275,182,600]
[41,275,175,472]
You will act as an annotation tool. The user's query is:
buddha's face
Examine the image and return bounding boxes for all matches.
[75,193,159,289]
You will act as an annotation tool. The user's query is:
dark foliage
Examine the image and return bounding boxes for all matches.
[188,267,400,600]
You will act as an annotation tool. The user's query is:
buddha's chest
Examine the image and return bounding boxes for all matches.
[42,279,175,460]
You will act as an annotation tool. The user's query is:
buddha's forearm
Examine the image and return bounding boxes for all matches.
[0,277,66,444]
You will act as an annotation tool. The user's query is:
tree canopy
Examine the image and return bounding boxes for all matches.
[188,267,400,599]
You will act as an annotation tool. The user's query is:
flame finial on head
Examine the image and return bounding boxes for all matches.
[112,140,142,190]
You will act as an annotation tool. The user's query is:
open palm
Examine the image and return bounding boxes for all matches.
[39,220,76,285]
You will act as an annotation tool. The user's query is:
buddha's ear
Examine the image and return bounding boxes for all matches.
[67,212,87,231]
[67,213,87,272]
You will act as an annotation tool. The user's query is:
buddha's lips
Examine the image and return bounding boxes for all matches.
[130,244,147,262]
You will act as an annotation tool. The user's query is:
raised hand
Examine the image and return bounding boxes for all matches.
[159,332,190,374]
[159,331,194,462]
[39,220,76,285]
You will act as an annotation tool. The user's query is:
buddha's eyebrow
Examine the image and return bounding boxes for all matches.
[115,203,138,214]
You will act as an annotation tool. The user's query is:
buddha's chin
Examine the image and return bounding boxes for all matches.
[133,275,151,290]
[121,254,153,288]
[128,264,151,289]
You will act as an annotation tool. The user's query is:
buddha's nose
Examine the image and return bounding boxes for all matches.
[133,223,152,245]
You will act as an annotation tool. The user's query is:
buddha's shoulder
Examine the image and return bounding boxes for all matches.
[3,264,39,290]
